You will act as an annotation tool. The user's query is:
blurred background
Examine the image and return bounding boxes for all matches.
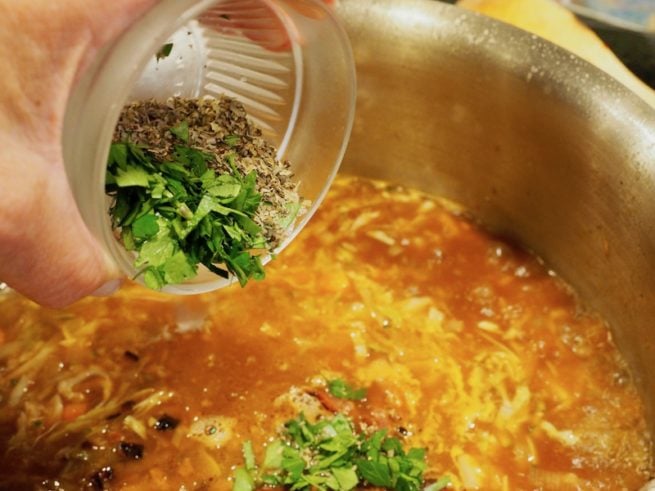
[436,0,655,89]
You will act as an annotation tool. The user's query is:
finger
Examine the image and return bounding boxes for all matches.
[0,0,160,307]
[0,148,120,308]
[199,0,334,52]
[73,0,160,79]
[200,0,291,51]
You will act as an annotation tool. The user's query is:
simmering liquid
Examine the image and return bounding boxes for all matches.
[0,176,651,490]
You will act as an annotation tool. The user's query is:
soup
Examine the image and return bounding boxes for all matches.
[0,176,651,490]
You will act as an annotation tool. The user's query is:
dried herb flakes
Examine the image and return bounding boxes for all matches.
[107,96,306,289]
[113,96,305,249]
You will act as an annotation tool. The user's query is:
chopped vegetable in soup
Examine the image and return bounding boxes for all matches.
[0,176,651,490]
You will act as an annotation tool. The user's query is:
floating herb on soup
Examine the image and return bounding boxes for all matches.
[232,413,447,491]
[327,379,368,401]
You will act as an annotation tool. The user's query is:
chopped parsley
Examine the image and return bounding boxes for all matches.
[327,379,367,401]
[224,134,240,147]
[232,413,449,491]
[106,124,267,290]
[156,42,174,61]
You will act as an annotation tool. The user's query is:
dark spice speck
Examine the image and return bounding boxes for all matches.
[154,414,180,432]
[124,350,140,362]
[88,466,114,490]
[119,442,144,460]
[121,400,135,413]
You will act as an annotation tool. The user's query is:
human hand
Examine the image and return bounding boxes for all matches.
[0,0,157,307]
[0,0,333,308]
[200,0,335,51]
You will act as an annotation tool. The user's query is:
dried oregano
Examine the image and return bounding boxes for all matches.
[106,96,307,289]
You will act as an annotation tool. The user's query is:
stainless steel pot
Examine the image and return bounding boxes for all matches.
[335,0,655,440]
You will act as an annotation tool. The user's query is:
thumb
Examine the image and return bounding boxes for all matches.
[0,0,160,307]
[0,147,119,308]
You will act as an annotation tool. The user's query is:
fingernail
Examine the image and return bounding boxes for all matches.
[92,279,122,297]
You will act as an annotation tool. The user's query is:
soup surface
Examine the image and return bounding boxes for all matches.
[0,176,651,490]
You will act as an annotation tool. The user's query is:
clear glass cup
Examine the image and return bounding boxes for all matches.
[63,0,356,294]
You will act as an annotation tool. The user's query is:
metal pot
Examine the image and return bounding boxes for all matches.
[335,0,655,440]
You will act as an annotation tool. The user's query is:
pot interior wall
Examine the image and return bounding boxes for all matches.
[337,0,655,436]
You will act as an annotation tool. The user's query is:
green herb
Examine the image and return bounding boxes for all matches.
[170,121,189,143]
[156,42,174,61]
[327,379,367,401]
[232,413,445,491]
[277,201,302,231]
[425,477,451,491]
[233,467,255,491]
[243,441,256,471]
[106,126,268,290]
[115,97,305,252]
[224,134,240,147]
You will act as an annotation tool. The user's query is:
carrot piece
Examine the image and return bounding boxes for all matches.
[61,402,88,422]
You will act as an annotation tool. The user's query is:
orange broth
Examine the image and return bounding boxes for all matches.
[0,176,651,490]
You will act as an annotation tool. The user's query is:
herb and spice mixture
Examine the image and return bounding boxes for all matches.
[106,96,305,289]
[0,176,651,490]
